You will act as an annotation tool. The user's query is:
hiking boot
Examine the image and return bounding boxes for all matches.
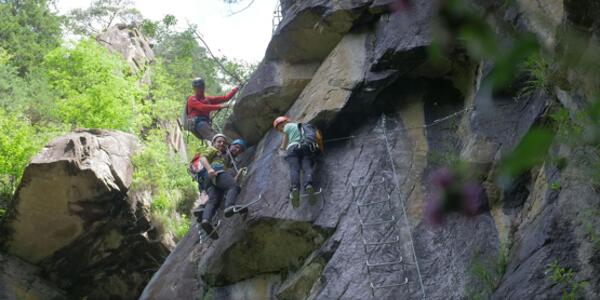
[192,206,205,219]
[224,206,235,218]
[200,219,218,240]
[305,184,317,206]
[289,188,300,208]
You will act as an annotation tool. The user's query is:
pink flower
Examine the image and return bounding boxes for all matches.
[389,0,413,13]
[431,167,453,189]
[424,191,445,226]
[461,183,483,215]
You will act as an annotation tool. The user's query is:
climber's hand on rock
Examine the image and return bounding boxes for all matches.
[277,149,286,157]
[219,103,230,109]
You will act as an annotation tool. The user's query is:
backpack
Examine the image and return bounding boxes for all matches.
[298,123,324,152]
[180,97,195,131]
[188,154,204,177]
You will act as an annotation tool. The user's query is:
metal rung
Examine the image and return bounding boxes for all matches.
[370,278,409,289]
[366,256,403,267]
[362,236,400,246]
[356,196,391,207]
[360,216,396,227]
[351,176,386,188]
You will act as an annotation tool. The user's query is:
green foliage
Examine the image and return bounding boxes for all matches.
[549,99,600,186]
[0,0,62,74]
[467,244,509,299]
[433,0,540,91]
[42,38,143,131]
[0,109,42,210]
[131,128,196,240]
[143,59,181,123]
[499,128,555,185]
[140,14,177,44]
[66,0,142,35]
[520,52,551,96]
[581,209,600,251]
[546,261,587,300]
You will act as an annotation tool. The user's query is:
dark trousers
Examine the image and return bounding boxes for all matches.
[285,144,317,190]
[193,117,216,141]
[202,171,240,222]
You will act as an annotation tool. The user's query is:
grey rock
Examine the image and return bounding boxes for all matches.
[97,24,155,73]
[0,253,67,300]
[0,130,171,300]
[142,1,600,300]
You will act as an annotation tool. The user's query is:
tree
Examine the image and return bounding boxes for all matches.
[0,0,62,74]
[0,108,39,206]
[42,38,143,131]
[67,0,142,35]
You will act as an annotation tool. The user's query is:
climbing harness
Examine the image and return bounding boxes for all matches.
[381,115,426,299]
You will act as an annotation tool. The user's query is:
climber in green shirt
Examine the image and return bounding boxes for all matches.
[195,134,243,239]
[273,116,321,208]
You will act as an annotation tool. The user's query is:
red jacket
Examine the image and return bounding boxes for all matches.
[186,87,238,119]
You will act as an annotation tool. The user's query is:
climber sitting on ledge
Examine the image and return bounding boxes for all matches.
[194,134,244,239]
[185,77,238,141]
[274,116,323,208]
[191,138,248,221]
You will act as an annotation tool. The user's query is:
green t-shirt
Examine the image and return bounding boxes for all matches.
[200,146,225,168]
[284,122,302,150]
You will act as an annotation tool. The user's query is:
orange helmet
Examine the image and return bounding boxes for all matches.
[273,116,289,129]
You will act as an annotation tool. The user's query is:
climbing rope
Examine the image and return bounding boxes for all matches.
[324,106,473,144]
[188,23,245,85]
[381,115,427,299]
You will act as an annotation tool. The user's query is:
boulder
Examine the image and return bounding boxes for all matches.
[0,253,67,300]
[0,130,170,299]
[96,24,155,73]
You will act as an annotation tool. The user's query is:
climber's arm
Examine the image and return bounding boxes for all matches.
[206,87,238,104]
[280,135,288,151]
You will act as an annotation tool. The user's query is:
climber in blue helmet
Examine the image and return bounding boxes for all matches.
[225,138,247,183]
[229,139,246,157]
[191,136,248,239]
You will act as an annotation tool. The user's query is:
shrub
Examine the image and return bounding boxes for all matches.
[42,38,143,131]
[132,128,196,240]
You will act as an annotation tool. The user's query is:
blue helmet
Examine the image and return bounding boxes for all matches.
[231,139,247,150]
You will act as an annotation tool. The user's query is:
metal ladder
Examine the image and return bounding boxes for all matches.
[352,176,409,297]
[272,1,282,34]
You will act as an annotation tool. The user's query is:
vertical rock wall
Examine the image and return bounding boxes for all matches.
[143,1,600,299]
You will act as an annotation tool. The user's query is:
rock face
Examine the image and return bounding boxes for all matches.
[145,0,600,299]
[0,254,67,300]
[97,24,155,74]
[0,130,170,299]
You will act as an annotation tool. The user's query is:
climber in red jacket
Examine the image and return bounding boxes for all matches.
[186,77,239,140]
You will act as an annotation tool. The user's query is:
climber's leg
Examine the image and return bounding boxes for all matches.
[300,152,316,189]
[194,117,216,141]
[284,146,301,207]
[300,148,318,205]
[201,185,222,239]
[215,172,240,218]
[202,185,222,222]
